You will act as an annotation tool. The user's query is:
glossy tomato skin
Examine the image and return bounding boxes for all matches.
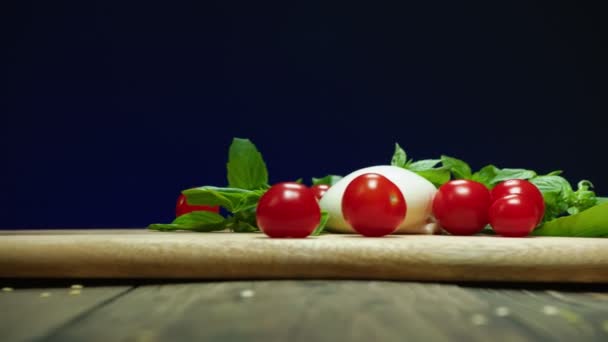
[491,179,545,224]
[432,180,491,235]
[489,194,540,237]
[256,182,321,238]
[311,184,330,200]
[341,173,406,237]
[176,194,220,217]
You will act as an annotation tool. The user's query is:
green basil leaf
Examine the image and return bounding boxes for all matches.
[235,206,257,222]
[407,159,441,171]
[414,168,451,187]
[182,186,256,212]
[440,155,472,179]
[530,176,572,222]
[532,202,608,237]
[546,170,563,176]
[232,189,266,212]
[540,190,569,223]
[173,211,225,226]
[567,180,598,215]
[311,210,330,236]
[471,165,499,187]
[149,211,226,232]
[227,138,269,190]
[391,143,408,168]
[490,168,536,184]
[312,175,343,186]
[567,206,581,215]
[148,224,189,231]
[577,180,594,191]
[233,221,259,233]
[530,175,572,193]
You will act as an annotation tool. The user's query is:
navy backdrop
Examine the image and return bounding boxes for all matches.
[1,1,606,228]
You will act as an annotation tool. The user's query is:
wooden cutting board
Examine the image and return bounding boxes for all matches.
[1,229,607,283]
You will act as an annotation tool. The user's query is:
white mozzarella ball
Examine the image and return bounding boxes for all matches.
[319,165,437,234]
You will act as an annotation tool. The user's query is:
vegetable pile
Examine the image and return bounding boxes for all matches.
[149,137,608,238]
[389,143,598,223]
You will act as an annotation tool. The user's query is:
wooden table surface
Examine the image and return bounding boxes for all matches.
[1,280,608,341]
[2,229,608,341]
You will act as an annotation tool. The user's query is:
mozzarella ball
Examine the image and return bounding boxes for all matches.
[319,165,438,234]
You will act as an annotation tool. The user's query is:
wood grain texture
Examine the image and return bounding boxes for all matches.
[41,281,608,342]
[472,288,608,341]
[1,230,608,282]
[0,284,132,342]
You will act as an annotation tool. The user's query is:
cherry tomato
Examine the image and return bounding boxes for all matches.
[176,194,220,217]
[341,173,406,237]
[491,179,545,224]
[311,184,330,200]
[256,182,321,238]
[489,194,540,237]
[432,179,491,235]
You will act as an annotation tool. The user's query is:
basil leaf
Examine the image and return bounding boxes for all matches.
[148,224,191,231]
[407,159,441,171]
[311,210,330,236]
[406,159,448,187]
[440,155,472,179]
[567,180,598,215]
[471,165,499,187]
[540,190,569,222]
[391,143,408,168]
[530,175,572,193]
[312,175,343,186]
[227,138,269,190]
[234,206,257,222]
[414,168,451,187]
[532,202,608,237]
[490,168,536,184]
[182,186,257,212]
[233,221,259,233]
[232,189,266,212]
[149,211,226,232]
[173,211,225,225]
[530,176,572,222]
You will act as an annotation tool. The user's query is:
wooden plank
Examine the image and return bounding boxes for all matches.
[0,229,151,235]
[1,230,608,282]
[0,283,132,342]
[41,281,608,341]
[43,281,250,342]
[471,288,608,341]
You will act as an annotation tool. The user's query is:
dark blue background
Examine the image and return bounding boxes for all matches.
[2,1,606,228]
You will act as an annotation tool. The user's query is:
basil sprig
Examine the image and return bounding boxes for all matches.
[149,138,329,235]
[390,143,600,227]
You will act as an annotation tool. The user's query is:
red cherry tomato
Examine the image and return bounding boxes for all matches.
[341,173,406,237]
[491,179,545,224]
[176,194,220,217]
[256,182,321,238]
[432,179,491,235]
[489,194,540,237]
[311,184,330,200]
